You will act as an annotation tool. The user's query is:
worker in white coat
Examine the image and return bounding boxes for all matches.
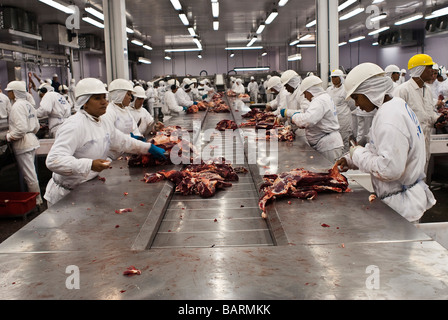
[190,78,201,101]
[384,64,401,88]
[337,62,436,222]
[398,68,407,85]
[393,54,446,172]
[233,78,245,95]
[129,86,156,137]
[326,69,354,153]
[145,81,157,116]
[280,75,344,162]
[175,81,198,108]
[247,76,259,102]
[157,80,167,107]
[164,79,186,115]
[4,81,43,206]
[265,75,273,102]
[0,89,11,118]
[44,78,166,207]
[68,79,76,111]
[36,83,71,137]
[101,79,142,160]
[265,76,290,113]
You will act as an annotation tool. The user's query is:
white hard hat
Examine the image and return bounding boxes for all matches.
[401,68,407,74]
[281,70,299,85]
[266,76,281,90]
[191,78,197,83]
[344,63,385,100]
[133,86,146,99]
[38,82,54,92]
[183,78,192,85]
[330,69,345,77]
[53,74,58,78]
[299,75,323,95]
[108,78,135,93]
[75,78,108,99]
[250,76,255,80]
[167,79,180,88]
[58,84,68,91]
[384,65,401,74]
[5,80,26,92]
[433,63,439,70]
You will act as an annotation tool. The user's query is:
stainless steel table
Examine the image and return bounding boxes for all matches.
[0,96,447,300]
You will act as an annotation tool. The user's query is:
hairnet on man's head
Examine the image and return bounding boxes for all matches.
[353,74,395,107]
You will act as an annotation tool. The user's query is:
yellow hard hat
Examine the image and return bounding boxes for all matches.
[408,54,433,70]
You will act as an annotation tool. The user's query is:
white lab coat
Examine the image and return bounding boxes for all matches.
[354,107,376,145]
[269,87,290,112]
[129,106,154,137]
[0,92,11,118]
[326,84,353,152]
[164,90,184,115]
[291,92,343,161]
[247,80,258,101]
[394,79,440,169]
[146,86,157,115]
[44,109,152,206]
[345,97,436,222]
[36,92,71,137]
[175,88,194,107]
[233,83,245,95]
[101,102,142,160]
[6,98,42,205]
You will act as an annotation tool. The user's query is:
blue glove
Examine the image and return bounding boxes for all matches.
[193,101,198,105]
[280,108,287,118]
[130,132,146,142]
[183,106,188,111]
[202,94,208,99]
[148,144,167,160]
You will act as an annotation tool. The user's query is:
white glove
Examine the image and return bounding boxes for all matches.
[350,145,362,158]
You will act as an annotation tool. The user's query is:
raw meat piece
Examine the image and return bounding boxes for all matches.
[186,104,199,114]
[226,90,237,97]
[115,208,133,214]
[215,120,238,131]
[258,164,349,217]
[123,266,141,276]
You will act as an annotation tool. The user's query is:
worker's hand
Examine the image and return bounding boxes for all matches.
[154,121,164,132]
[202,94,208,100]
[279,108,287,118]
[193,101,198,105]
[183,106,188,111]
[265,104,272,112]
[91,159,111,172]
[130,132,146,142]
[335,158,349,172]
[148,144,167,160]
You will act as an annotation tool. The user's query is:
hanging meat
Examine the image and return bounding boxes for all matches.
[258,164,349,218]
[143,158,244,198]
[215,119,238,131]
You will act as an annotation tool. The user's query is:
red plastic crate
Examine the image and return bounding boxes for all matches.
[0,192,39,217]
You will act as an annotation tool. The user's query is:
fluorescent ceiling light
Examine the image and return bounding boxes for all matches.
[306,19,316,27]
[247,36,258,47]
[82,16,104,29]
[265,10,278,24]
[179,12,189,25]
[85,6,104,20]
[165,54,172,60]
[338,0,357,12]
[138,57,151,64]
[131,39,143,46]
[278,0,288,6]
[299,34,312,41]
[394,13,423,25]
[372,0,384,4]
[188,27,196,36]
[296,44,316,47]
[287,53,302,61]
[256,23,266,34]
[143,44,153,50]
[340,7,365,20]
[372,42,379,46]
[165,48,202,52]
[193,37,202,49]
[339,41,347,46]
[234,67,270,71]
[212,2,219,18]
[126,27,134,34]
[261,50,267,56]
[426,7,448,19]
[230,52,235,57]
[349,35,365,42]
[38,0,74,14]
[170,0,182,10]
[370,13,387,22]
[367,26,390,35]
[213,20,219,30]
[198,52,202,58]
[225,46,263,50]
[289,39,300,46]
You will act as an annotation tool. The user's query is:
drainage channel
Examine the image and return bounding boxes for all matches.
[149,100,274,249]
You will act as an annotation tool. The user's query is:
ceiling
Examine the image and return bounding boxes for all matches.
[1,0,448,54]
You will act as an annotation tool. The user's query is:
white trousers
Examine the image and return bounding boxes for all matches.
[15,149,43,205]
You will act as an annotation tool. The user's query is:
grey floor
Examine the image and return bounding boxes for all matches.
[0,154,447,243]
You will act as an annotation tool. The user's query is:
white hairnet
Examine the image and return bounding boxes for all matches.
[13,90,28,100]
[108,90,127,104]
[76,94,92,110]
[286,75,302,89]
[353,74,395,108]
[270,82,283,93]
[306,85,325,98]
[409,65,426,78]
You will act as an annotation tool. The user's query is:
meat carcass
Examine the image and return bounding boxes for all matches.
[258,164,349,217]
[215,120,238,131]
[143,158,243,198]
